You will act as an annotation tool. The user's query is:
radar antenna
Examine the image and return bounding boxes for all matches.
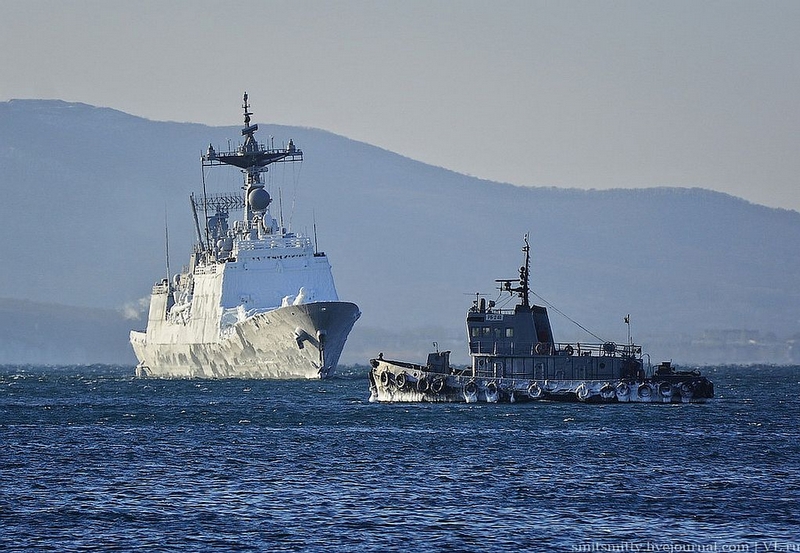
[200,92,304,229]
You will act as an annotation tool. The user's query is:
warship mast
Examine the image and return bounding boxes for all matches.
[197,92,303,252]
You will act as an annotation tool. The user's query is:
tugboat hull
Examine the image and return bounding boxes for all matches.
[369,358,714,404]
[132,301,360,379]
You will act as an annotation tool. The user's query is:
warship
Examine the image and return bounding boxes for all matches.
[369,236,713,403]
[130,94,360,378]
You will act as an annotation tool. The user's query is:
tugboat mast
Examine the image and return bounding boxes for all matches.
[520,233,531,309]
[497,233,532,310]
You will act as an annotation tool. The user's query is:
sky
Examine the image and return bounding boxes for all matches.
[3,0,799,212]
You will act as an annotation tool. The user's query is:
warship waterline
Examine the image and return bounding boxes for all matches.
[369,236,713,403]
[130,94,360,379]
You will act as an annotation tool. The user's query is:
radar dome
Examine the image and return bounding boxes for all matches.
[248,187,271,211]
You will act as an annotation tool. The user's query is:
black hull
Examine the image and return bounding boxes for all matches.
[369,359,713,404]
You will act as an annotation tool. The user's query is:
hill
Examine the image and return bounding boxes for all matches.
[1,99,799,366]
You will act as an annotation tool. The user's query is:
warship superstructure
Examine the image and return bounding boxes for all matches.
[369,236,713,403]
[130,94,360,378]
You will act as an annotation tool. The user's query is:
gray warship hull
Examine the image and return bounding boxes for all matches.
[132,301,360,379]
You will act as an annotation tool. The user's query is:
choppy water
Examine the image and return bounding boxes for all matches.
[1,364,799,552]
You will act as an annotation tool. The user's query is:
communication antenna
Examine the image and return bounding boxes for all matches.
[279,187,284,232]
[200,163,211,251]
[164,207,171,282]
[521,233,531,308]
[625,314,632,346]
[313,210,319,254]
[189,193,206,251]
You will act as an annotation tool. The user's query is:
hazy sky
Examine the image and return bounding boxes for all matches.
[3,0,799,211]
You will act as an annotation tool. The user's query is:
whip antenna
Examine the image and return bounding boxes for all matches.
[164,206,171,282]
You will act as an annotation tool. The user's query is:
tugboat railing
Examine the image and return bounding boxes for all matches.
[469,340,641,358]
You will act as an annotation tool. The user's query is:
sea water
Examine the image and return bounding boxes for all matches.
[1,364,798,552]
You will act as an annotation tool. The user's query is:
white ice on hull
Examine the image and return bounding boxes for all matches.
[131,301,359,379]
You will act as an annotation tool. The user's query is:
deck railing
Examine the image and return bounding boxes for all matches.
[469,340,640,358]
[237,235,312,251]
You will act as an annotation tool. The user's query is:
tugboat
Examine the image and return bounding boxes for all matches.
[369,235,713,403]
[130,93,360,378]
